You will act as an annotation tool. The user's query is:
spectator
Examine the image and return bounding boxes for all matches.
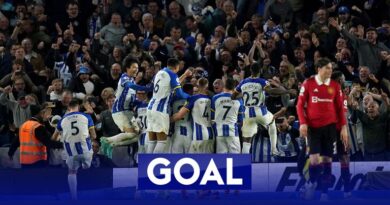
[350,91,390,161]
[124,7,142,36]
[57,1,89,42]
[0,87,31,129]
[68,66,99,99]
[330,17,390,74]
[21,38,45,73]
[91,140,116,168]
[8,102,63,168]
[99,13,126,49]
[52,90,73,117]
[47,79,63,101]
[264,0,293,28]
[110,0,134,21]
[146,0,165,35]
[99,94,121,138]
[140,13,162,40]
[274,117,300,162]
[164,1,186,37]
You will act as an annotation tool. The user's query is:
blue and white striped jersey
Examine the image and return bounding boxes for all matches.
[185,94,213,141]
[112,73,137,113]
[211,92,244,137]
[252,129,275,163]
[148,67,181,114]
[172,99,192,137]
[134,101,148,133]
[236,77,269,118]
[134,101,148,146]
[276,131,300,157]
[57,112,94,156]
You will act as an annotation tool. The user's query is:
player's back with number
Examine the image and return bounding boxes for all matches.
[236,78,270,119]
[148,68,180,113]
[186,94,213,141]
[212,93,243,137]
[135,101,148,133]
[237,78,267,108]
[135,101,148,148]
[58,112,94,156]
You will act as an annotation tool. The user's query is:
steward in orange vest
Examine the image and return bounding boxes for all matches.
[8,103,63,168]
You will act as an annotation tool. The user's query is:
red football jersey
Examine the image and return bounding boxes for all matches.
[296,75,346,128]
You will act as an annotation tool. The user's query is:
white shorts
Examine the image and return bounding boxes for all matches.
[171,128,192,153]
[146,110,170,135]
[188,140,215,153]
[112,111,134,132]
[242,108,274,138]
[66,152,93,171]
[216,136,241,154]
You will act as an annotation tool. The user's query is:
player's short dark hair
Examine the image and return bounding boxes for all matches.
[167,58,180,67]
[68,99,80,108]
[123,57,139,70]
[197,77,209,88]
[315,58,331,69]
[224,78,236,90]
[250,62,261,76]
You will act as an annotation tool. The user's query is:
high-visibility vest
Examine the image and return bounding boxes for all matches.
[19,120,47,164]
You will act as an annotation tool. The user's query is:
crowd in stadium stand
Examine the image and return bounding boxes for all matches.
[1,0,390,167]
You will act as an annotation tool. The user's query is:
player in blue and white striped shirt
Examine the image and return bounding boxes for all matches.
[171,84,194,153]
[147,58,190,154]
[112,57,151,133]
[134,91,150,157]
[232,63,285,155]
[211,78,244,153]
[52,100,96,200]
[172,78,214,153]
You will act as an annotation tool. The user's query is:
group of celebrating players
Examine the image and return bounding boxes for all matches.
[57,56,350,200]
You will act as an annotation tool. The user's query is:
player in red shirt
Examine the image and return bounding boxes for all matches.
[296,58,348,200]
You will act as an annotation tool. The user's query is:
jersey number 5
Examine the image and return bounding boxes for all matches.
[71,121,80,135]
